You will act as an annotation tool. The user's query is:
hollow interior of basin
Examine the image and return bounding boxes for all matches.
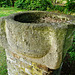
[14,12,69,23]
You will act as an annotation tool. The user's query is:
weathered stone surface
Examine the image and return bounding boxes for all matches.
[5,49,56,75]
[0,11,75,74]
[0,17,8,49]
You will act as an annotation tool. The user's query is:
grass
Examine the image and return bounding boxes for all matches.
[0,7,27,17]
[0,47,8,75]
[0,7,75,75]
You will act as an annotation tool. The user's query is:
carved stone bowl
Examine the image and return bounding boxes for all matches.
[0,11,75,69]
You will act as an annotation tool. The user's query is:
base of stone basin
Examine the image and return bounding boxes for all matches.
[5,49,62,75]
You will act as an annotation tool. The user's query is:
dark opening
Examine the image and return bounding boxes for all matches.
[14,12,68,23]
[14,12,42,23]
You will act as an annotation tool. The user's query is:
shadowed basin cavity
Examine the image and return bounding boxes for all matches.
[14,12,70,23]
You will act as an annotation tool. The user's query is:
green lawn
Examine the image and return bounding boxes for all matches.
[0,7,27,17]
[0,7,75,75]
[0,47,7,75]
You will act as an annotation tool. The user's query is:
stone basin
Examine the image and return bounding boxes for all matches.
[0,11,75,69]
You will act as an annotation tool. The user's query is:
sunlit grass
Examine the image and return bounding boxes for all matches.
[0,7,27,17]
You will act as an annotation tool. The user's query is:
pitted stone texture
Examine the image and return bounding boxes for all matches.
[0,11,75,70]
[5,49,54,75]
[0,17,8,48]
